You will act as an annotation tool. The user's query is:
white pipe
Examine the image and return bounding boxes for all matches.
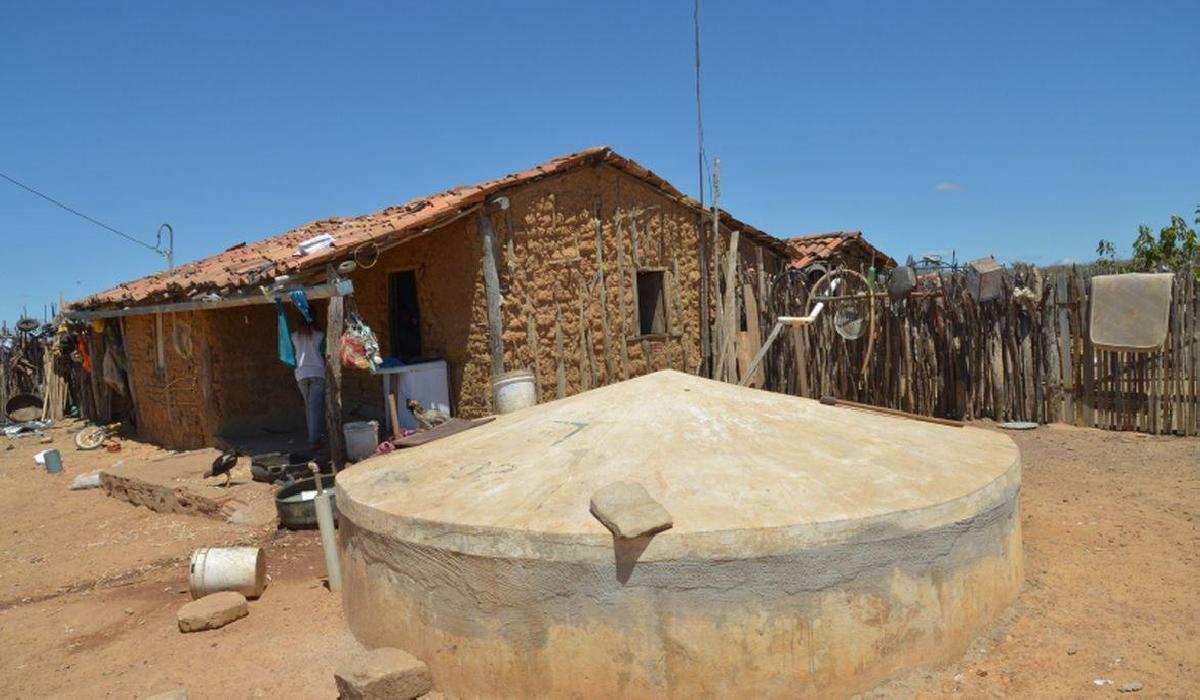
[738,288,835,386]
[313,492,342,592]
[776,301,826,327]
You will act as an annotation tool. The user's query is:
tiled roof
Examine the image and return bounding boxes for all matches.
[72,147,789,310]
[787,231,896,270]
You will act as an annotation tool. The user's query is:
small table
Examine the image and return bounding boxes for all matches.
[372,359,450,436]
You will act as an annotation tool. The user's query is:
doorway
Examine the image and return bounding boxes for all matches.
[388,270,422,360]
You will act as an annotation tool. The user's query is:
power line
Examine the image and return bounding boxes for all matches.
[0,170,161,252]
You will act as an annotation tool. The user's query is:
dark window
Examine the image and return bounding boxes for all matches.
[388,271,422,360]
[636,270,667,336]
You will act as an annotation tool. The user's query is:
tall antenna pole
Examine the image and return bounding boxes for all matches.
[694,0,711,376]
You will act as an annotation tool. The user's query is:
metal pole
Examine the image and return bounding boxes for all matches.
[158,223,174,271]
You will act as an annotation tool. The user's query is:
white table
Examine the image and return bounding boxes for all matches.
[373,359,451,435]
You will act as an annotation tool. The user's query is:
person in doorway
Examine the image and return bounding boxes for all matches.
[291,316,327,450]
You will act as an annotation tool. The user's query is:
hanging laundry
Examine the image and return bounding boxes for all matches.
[1089,273,1174,352]
[275,299,297,368]
[289,289,313,324]
[76,336,93,373]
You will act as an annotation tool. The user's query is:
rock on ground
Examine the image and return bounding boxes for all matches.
[145,689,188,700]
[176,591,248,633]
[335,647,432,700]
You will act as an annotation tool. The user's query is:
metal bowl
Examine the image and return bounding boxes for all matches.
[274,475,337,530]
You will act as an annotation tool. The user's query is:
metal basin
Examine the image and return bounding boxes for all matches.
[274,475,337,530]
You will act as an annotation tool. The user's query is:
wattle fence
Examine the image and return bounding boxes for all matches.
[775,266,1199,436]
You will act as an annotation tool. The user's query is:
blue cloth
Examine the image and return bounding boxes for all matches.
[289,290,313,324]
[275,299,296,368]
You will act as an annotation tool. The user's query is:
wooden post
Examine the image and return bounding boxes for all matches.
[698,210,710,376]
[593,198,615,383]
[324,293,345,470]
[478,210,506,379]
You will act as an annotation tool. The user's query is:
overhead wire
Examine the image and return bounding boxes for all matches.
[0,170,161,253]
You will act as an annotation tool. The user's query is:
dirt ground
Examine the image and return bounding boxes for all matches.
[0,420,1196,698]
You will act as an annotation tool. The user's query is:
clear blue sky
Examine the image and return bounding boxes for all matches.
[2,1,1196,325]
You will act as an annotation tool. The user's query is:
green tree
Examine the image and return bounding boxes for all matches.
[1098,210,1198,278]
[1095,238,1117,272]
[1130,215,1198,273]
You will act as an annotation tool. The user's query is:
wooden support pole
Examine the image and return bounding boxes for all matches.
[593,198,615,383]
[698,209,710,377]
[478,210,506,379]
[325,293,345,470]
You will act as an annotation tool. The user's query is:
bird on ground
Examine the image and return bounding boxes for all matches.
[407,399,450,430]
[204,449,239,487]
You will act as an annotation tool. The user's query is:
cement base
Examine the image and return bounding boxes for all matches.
[339,495,1021,698]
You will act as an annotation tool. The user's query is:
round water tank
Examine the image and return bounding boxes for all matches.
[336,371,1022,697]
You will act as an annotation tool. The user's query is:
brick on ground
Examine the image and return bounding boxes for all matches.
[335,647,432,700]
[176,591,248,633]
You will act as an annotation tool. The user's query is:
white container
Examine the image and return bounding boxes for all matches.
[189,546,266,600]
[493,369,537,415]
[296,233,335,257]
[343,420,380,462]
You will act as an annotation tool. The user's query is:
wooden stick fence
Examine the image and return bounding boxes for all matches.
[773,266,1198,436]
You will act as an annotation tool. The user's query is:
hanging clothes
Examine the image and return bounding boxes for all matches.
[289,289,313,324]
[275,299,297,368]
[76,336,93,373]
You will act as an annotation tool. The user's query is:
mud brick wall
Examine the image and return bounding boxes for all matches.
[205,304,310,436]
[344,164,783,418]
[347,217,488,418]
[122,312,218,449]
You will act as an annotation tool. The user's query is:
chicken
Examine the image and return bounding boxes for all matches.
[204,449,238,487]
[407,399,450,430]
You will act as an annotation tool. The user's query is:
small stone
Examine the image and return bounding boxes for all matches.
[334,647,432,700]
[976,669,988,677]
[177,592,248,633]
[1067,647,1078,655]
[1118,681,1144,693]
[145,690,188,700]
[589,481,673,539]
[38,436,53,444]
[124,608,134,615]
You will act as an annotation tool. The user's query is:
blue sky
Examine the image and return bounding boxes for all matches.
[2,1,1197,325]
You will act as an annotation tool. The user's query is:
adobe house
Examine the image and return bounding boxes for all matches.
[69,147,790,452]
[787,231,896,285]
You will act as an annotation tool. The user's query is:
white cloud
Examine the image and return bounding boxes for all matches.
[934,182,963,193]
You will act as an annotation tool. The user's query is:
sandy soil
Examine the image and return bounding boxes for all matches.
[867,422,1199,698]
[0,424,359,699]
[0,420,1196,698]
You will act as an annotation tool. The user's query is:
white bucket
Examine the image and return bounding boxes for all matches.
[493,369,537,415]
[343,420,379,462]
[189,546,266,600]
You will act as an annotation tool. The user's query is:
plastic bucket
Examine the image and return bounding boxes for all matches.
[43,449,63,474]
[493,369,537,415]
[189,546,266,600]
[343,420,379,462]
